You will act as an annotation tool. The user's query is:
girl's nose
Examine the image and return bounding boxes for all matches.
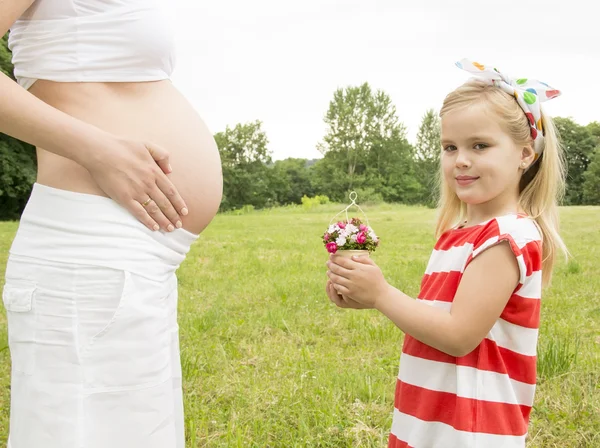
[455,149,471,168]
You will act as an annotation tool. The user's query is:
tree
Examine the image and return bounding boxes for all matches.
[270,158,314,205]
[1,34,15,80]
[414,109,442,206]
[582,146,600,205]
[586,121,600,143]
[554,117,596,205]
[319,83,371,190]
[214,120,274,211]
[310,152,353,202]
[317,82,417,202]
[582,122,600,205]
[1,33,37,220]
[415,109,441,164]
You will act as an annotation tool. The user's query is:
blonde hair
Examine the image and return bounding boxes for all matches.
[436,80,568,286]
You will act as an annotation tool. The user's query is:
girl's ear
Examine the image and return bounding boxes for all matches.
[520,144,536,171]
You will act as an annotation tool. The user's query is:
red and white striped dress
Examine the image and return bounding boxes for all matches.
[389,213,543,448]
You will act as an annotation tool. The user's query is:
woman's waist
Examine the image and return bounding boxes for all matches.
[31,80,224,233]
[30,79,180,106]
[30,80,218,149]
[10,183,198,282]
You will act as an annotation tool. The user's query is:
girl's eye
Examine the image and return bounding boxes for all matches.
[474,143,489,150]
[443,145,457,152]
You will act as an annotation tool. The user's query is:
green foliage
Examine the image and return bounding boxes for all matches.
[582,145,600,205]
[315,82,420,204]
[414,109,441,207]
[227,204,255,216]
[270,158,314,205]
[582,122,600,206]
[0,136,36,219]
[208,110,600,213]
[215,120,274,211]
[351,187,383,205]
[0,34,15,81]
[554,117,597,205]
[586,121,600,143]
[301,195,330,210]
[0,34,36,220]
[308,150,352,202]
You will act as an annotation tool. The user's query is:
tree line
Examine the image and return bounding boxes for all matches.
[1,35,599,219]
[214,81,600,211]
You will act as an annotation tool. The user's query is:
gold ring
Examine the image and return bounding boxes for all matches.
[141,197,152,207]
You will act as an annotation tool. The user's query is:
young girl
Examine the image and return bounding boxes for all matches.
[326,59,568,447]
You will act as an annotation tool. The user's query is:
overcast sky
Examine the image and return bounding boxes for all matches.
[170,0,599,161]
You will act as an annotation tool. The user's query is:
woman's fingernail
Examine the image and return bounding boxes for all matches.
[176,221,182,229]
[167,224,175,232]
[168,164,173,172]
[181,207,189,216]
[153,224,160,231]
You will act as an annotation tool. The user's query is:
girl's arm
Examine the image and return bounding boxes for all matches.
[327,242,519,357]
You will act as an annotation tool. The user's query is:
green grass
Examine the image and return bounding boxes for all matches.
[1,204,599,447]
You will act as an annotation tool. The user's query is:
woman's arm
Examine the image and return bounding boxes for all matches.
[0,71,113,166]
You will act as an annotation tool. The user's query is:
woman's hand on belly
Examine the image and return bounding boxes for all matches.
[29,80,221,234]
[82,132,189,232]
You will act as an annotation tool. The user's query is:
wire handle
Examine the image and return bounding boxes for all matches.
[329,191,371,228]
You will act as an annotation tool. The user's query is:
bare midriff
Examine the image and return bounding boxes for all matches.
[29,79,223,235]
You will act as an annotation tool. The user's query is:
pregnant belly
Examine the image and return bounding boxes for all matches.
[31,80,223,234]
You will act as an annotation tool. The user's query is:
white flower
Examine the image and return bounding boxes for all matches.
[346,224,358,234]
[369,231,378,241]
[340,229,350,238]
[350,234,358,242]
[336,236,347,247]
[328,225,337,234]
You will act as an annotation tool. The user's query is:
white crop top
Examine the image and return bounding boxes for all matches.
[8,0,177,90]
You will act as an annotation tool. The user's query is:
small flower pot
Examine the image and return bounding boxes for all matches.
[334,249,370,258]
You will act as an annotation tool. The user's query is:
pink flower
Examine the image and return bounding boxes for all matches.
[359,224,367,231]
[323,233,330,241]
[356,232,366,244]
[326,242,338,253]
[337,221,346,229]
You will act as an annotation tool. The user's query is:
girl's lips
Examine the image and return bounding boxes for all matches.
[456,176,479,186]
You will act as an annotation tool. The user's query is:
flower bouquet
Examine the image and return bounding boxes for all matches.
[322,191,379,258]
[323,217,379,258]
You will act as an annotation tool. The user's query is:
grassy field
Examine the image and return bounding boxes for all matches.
[0,204,598,447]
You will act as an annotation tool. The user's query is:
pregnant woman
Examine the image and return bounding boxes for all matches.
[1,1,222,447]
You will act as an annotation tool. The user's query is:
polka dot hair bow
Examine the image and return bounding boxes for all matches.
[455,58,561,159]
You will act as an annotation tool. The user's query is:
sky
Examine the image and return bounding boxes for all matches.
[170,0,600,161]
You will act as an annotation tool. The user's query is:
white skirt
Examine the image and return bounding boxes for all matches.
[3,183,198,448]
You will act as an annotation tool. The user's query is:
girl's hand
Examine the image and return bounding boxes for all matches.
[83,136,189,232]
[326,255,390,308]
[325,280,372,309]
